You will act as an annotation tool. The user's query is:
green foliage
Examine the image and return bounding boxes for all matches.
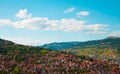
[0,70,7,74]
[64,48,120,57]
[117,48,120,52]
[11,66,22,74]
[78,55,86,60]
[40,49,48,56]
[78,69,90,73]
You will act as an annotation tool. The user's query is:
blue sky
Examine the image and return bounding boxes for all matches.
[0,0,120,45]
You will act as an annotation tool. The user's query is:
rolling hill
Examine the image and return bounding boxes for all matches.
[0,38,46,55]
[0,38,120,73]
[41,36,120,57]
[41,36,120,51]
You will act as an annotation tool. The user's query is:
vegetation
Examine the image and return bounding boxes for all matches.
[42,36,120,52]
[0,38,120,74]
[64,48,120,56]
[42,37,120,60]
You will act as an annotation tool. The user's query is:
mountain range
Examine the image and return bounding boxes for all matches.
[41,36,120,56]
[41,36,120,51]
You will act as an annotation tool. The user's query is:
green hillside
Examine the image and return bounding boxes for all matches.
[41,37,120,56]
[0,38,120,74]
[0,38,48,55]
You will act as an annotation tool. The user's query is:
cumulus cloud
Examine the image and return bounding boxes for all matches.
[0,18,107,34]
[64,7,74,13]
[109,31,120,37]
[77,11,89,17]
[15,9,32,19]
[0,9,108,34]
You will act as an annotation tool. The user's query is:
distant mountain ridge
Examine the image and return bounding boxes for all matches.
[41,36,120,51]
[41,42,81,50]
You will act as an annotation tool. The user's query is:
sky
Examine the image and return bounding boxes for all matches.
[0,0,120,46]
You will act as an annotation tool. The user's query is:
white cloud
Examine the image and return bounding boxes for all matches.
[77,11,89,17]
[0,19,12,26]
[64,7,74,13]
[82,24,108,34]
[109,31,120,37]
[0,9,108,34]
[15,9,32,19]
[0,18,107,34]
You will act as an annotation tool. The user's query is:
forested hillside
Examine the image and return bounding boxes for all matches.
[0,38,120,74]
[41,37,120,51]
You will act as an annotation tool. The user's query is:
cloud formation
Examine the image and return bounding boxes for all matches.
[0,9,108,34]
[64,7,74,13]
[77,11,89,17]
[109,31,120,37]
[0,19,12,26]
[15,9,32,19]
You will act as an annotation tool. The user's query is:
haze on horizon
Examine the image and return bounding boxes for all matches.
[0,0,120,45]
